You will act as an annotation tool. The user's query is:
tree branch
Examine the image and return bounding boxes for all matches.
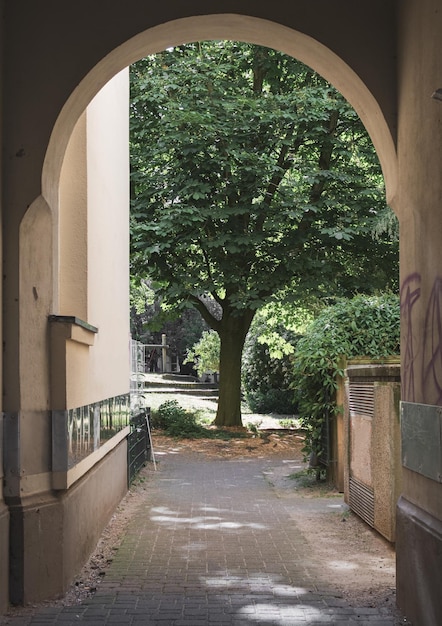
[297,108,340,236]
[255,125,305,233]
[309,109,339,204]
[188,294,222,332]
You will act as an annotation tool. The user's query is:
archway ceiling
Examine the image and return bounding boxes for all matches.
[4,9,398,209]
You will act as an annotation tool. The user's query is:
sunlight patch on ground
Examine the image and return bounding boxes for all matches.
[201,572,324,624]
[281,458,301,463]
[328,559,359,571]
[150,515,267,530]
[176,541,208,553]
[271,584,303,598]
[150,505,268,531]
[202,572,309,596]
[236,603,323,623]
[154,447,183,455]
[237,603,323,626]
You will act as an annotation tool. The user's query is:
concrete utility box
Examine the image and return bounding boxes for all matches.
[343,361,401,542]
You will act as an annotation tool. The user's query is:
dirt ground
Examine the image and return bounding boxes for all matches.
[3,429,400,621]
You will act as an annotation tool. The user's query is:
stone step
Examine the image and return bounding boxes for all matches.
[161,373,199,383]
[132,372,218,391]
[144,381,218,390]
[143,387,219,397]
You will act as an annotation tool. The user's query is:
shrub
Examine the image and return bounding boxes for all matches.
[242,318,299,414]
[184,330,220,377]
[291,293,400,460]
[246,388,297,414]
[150,399,207,438]
[150,399,250,440]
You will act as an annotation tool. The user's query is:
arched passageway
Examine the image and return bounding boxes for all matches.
[2,4,442,624]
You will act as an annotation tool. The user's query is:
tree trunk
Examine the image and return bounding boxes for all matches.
[214,311,254,427]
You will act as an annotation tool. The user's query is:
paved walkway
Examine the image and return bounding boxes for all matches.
[3,453,410,625]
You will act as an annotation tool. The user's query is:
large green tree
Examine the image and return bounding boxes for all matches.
[130,41,398,426]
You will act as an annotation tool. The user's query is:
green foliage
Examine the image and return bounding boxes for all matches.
[242,313,299,414]
[130,277,210,365]
[246,388,297,415]
[185,330,220,376]
[150,400,208,438]
[291,293,400,458]
[130,40,399,425]
[130,42,398,316]
[130,278,155,315]
[150,399,250,440]
[257,299,316,338]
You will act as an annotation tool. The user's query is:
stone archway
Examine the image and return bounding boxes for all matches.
[43,14,398,213]
[41,7,398,596]
[4,9,400,611]
[4,4,442,623]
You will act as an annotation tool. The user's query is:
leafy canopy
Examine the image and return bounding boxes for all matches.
[130,41,398,319]
[129,41,398,427]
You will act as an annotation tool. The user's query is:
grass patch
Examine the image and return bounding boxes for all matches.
[278,417,301,429]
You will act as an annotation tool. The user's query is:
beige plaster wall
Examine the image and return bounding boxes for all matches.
[8,198,54,499]
[4,69,131,606]
[60,70,130,409]
[344,367,401,543]
[59,113,88,320]
[372,383,401,542]
[19,198,53,415]
[85,68,130,404]
[350,416,372,486]
[395,2,442,622]
[396,0,442,533]
[397,0,442,408]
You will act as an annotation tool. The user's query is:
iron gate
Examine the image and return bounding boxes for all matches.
[127,409,151,486]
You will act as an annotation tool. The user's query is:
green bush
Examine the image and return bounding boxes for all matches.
[242,319,299,414]
[150,399,207,438]
[184,330,220,377]
[292,293,400,459]
[150,399,251,440]
[246,388,297,414]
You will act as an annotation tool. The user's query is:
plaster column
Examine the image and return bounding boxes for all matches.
[0,0,8,614]
[396,1,442,623]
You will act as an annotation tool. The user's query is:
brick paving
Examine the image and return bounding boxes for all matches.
[2,453,410,625]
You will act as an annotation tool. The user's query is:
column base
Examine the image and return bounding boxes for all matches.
[7,440,127,606]
[396,496,442,625]
[0,501,9,613]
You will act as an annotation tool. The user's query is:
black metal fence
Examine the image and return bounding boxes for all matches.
[127,409,152,486]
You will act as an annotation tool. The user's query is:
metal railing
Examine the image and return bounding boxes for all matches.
[127,409,152,486]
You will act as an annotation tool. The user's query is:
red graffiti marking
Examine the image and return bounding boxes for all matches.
[400,273,421,402]
[422,277,442,405]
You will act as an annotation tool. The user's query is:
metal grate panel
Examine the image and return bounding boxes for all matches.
[349,476,375,527]
[348,382,375,418]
